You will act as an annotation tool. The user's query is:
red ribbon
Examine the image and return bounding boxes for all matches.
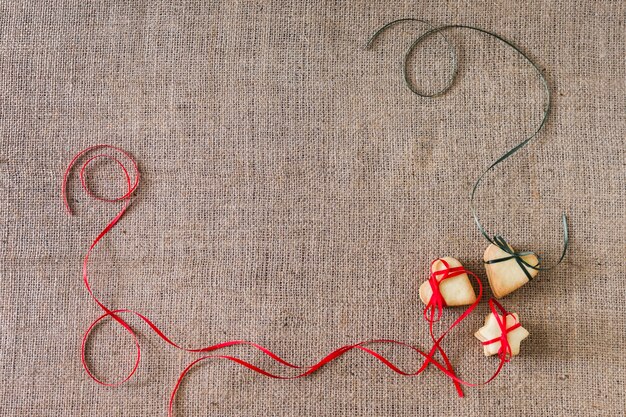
[481,299,522,362]
[420,258,484,397]
[64,146,517,416]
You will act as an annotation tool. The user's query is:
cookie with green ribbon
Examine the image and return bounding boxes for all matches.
[483,240,539,298]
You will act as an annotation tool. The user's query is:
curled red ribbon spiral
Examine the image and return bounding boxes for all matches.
[64,146,516,416]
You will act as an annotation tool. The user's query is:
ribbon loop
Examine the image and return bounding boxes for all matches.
[367,19,569,270]
[420,258,486,397]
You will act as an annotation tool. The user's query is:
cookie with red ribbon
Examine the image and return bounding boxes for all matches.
[419,257,477,307]
[474,300,529,358]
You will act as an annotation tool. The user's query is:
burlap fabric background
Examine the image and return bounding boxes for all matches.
[1,1,624,416]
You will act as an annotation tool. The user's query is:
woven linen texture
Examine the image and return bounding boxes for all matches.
[1,1,624,416]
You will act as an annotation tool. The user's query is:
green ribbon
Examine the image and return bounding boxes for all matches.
[485,236,541,280]
[367,19,569,272]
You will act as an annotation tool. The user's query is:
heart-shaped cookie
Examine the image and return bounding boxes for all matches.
[419,257,477,307]
[483,243,539,298]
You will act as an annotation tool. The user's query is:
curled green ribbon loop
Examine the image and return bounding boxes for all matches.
[367,19,569,271]
[366,18,458,98]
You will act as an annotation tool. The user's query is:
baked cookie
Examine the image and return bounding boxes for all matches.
[484,243,539,298]
[419,257,477,307]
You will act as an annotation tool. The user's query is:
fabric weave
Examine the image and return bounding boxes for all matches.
[1,1,624,416]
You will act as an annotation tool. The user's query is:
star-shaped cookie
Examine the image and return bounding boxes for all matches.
[474,311,529,357]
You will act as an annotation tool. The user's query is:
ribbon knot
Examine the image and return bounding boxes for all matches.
[424,259,471,322]
[484,235,541,281]
[481,299,522,362]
